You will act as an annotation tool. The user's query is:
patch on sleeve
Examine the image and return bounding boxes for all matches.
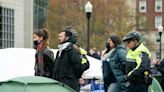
[139,53,144,58]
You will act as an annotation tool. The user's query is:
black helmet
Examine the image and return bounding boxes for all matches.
[71,30,78,38]
[123,31,141,41]
[68,30,78,44]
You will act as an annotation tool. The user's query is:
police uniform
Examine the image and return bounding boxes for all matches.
[123,31,152,92]
[126,44,151,92]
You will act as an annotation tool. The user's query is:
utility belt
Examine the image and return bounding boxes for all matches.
[129,71,152,85]
[144,71,152,85]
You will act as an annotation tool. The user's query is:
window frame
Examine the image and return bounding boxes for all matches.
[155,0,162,12]
[139,0,147,13]
[155,16,162,29]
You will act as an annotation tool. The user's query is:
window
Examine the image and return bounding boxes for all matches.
[139,16,146,29]
[33,0,49,29]
[155,0,162,12]
[139,0,146,13]
[0,7,14,48]
[155,16,162,29]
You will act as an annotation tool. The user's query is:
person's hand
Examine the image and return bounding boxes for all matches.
[152,58,160,65]
[79,78,85,85]
[123,75,129,81]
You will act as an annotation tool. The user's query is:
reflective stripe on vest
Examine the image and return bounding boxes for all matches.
[126,43,151,76]
[79,47,87,55]
[79,47,87,64]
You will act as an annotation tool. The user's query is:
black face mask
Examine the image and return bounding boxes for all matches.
[105,42,110,49]
[33,40,39,49]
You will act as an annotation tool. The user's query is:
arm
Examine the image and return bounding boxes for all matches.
[115,48,127,82]
[128,52,150,79]
[43,49,54,77]
[69,47,83,78]
[156,59,164,73]
[117,49,127,72]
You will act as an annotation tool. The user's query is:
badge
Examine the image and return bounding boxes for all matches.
[139,53,144,58]
[106,58,110,62]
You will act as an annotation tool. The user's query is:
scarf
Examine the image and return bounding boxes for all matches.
[58,42,71,57]
[101,48,116,62]
[35,41,47,76]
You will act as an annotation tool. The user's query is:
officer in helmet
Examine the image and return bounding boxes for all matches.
[123,31,152,92]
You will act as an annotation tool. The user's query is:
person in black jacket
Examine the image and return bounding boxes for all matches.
[33,28,54,78]
[52,29,83,92]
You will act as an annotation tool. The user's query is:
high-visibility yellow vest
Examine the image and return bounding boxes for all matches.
[79,47,88,64]
[79,47,87,55]
[126,43,151,76]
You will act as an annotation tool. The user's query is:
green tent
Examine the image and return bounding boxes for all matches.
[0,76,75,92]
[148,77,163,92]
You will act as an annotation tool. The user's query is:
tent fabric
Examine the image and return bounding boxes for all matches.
[0,48,102,81]
[3,76,58,84]
[0,76,75,92]
[82,56,102,79]
[0,48,35,81]
[148,77,163,92]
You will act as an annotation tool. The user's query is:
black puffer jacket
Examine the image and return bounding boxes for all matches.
[52,43,82,92]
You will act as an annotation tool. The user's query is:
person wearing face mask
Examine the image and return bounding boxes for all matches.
[101,41,112,92]
[52,29,84,92]
[101,36,127,92]
[33,28,54,78]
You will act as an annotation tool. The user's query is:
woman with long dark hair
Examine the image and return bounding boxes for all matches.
[102,35,127,92]
[33,28,54,78]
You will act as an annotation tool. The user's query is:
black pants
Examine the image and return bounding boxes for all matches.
[125,83,148,92]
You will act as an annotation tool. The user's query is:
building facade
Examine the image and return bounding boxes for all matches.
[0,0,33,48]
[0,6,14,48]
[127,0,136,31]
[135,0,164,59]
[33,0,49,30]
[0,0,49,48]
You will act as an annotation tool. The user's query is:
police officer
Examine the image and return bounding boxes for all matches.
[123,31,152,92]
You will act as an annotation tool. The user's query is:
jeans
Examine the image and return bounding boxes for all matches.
[125,83,148,92]
[107,83,125,92]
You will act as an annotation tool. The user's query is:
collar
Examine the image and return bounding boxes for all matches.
[58,42,71,57]
[132,42,141,51]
